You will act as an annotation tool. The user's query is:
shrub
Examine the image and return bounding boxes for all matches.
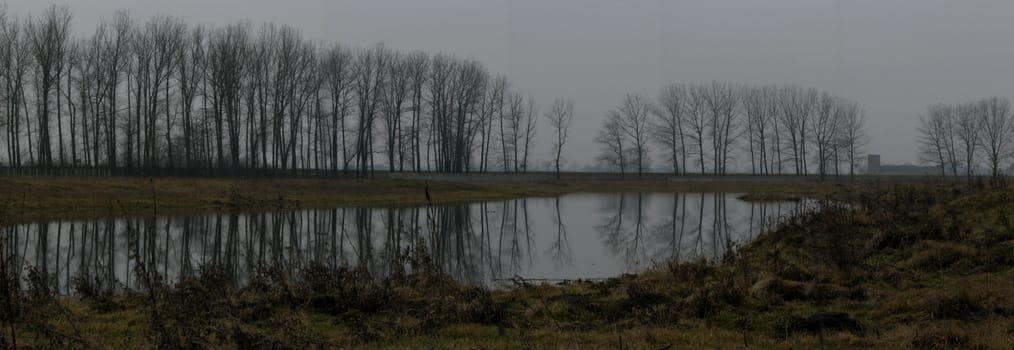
[910,322,970,350]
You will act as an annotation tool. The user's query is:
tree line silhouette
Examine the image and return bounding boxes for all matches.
[918,96,1014,178]
[0,5,879,178]
[596,83,869,179]
[0,5,551,177]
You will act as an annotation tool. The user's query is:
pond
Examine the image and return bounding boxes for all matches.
[3,192,812,294]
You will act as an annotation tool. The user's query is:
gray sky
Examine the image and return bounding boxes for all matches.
[8,0,1014,169]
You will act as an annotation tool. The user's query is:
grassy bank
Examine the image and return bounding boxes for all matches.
[2,181,1012,348]
[0,175,841,223]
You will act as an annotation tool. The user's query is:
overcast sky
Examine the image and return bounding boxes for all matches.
[7,0,1014,169]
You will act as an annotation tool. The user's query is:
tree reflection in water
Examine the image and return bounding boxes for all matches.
[596,193,811,269]
[4,193,809,294]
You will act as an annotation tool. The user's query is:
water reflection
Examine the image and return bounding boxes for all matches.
[3,193,809,294]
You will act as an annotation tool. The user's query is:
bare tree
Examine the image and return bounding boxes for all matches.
[426,55,487,173]
[1,10,30,168]
[353,44,389,176]
[76,35,99,167]
[130,16,185,171]
[918,107,950,177]
[653,83,687,175]
[100,12,132,171]
[767,88,785,174]
[701,81,739,175]
[403,51,428,171]
[498,91,524,172]
[595,112,626,177]
[286,33,319,172]
[743,86,777,175]
[176,26,204,170]
[939,105,960,177]
[977,97,1012,177]
[685,85,709,174]
[954,102,980,179]
[381,53,408,171]
[477,75,506,172]
[427,53,452,172]
[921,104,959,177]
[521,94,537,172]
[62,40,81,167]
[545,98,574,178]
[615,94,651,178]
[208,22,250,171]
[837,101,868,178]
[27,5,72,171]
[810,92,843,179]
[322,44,354,174]
[779,86,817,175]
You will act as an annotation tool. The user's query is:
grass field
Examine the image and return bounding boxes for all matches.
[0,175,843,223]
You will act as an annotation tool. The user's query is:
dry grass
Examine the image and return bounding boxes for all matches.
[0,175,847,223]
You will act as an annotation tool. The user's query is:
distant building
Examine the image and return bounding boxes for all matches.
[867,154,880,173]
[866,154,942,175]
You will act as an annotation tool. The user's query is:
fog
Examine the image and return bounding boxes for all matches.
[8,0,1014,169]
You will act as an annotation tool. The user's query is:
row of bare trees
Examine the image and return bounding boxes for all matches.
[0,5,551,177]
[918,97,1014,178]
[595,82,868,178]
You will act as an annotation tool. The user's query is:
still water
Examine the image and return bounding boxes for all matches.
[3,192,810,293]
